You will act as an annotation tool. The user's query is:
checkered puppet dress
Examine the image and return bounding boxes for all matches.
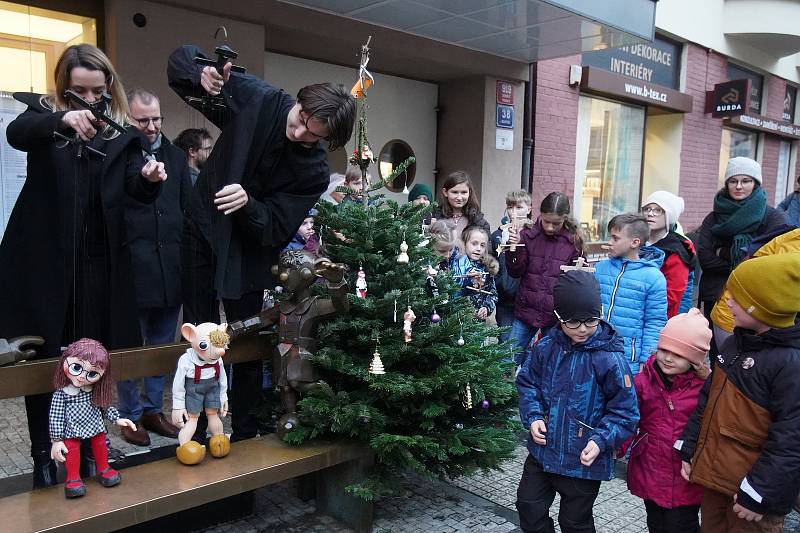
[49,388,120,441]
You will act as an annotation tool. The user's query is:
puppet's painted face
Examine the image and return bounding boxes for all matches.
[181,323,229,363]
[63,357,104,388]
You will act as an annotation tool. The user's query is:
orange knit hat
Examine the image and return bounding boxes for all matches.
[657,308,712,367]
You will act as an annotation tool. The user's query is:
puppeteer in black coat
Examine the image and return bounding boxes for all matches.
[0,92,159,357]
[167,45,331,301]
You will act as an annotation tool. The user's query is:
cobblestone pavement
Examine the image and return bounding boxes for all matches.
[2,394,799,532]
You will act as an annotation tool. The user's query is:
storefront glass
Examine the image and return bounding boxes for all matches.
[718,127,758,188]
[775,140,793,205]
[574,96,645,242]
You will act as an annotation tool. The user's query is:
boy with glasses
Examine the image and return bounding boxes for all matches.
[167,44,356,442]
[516,269,638,532]
[594,214,668,374]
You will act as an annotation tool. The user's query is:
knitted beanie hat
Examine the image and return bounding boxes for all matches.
[658,308,712,367]
[642,190,685,231]
[724,156,762,185]
[553,270,601,321]
[408,183,434,204]
[726,253,800,329]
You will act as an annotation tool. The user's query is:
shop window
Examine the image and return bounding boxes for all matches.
[378,139,416,193]
[574,96,645,242]
[727,63,763,115]
[718,127,758,188]
[775,140,794,205]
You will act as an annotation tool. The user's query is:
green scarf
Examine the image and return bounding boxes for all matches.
[711,187,766,268]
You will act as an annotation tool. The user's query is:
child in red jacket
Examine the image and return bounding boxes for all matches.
[622,308,711,532]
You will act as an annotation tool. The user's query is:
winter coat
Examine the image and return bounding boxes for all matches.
[0,93,158,358]
[624,355,705,509]
[490,226,519,309]
[125,136,192,309]
[594,246,668,374]
[679,325,800,516]
[450,254,497,314]
[517,321,639,481]
[777,191,800,227]
[169,45,330,299]
[651,232,697,318]
[506,221,582,328]
[696,205,786,303]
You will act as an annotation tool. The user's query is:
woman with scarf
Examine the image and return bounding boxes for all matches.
[696,157,786,354]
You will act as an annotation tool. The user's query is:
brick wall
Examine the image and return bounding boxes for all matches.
[676,45,727,231]
[530,54,581,215]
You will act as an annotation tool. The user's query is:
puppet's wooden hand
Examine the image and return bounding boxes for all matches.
[116,418,137,431]
[220,401,229,418]
[51,441,68,463]
[214,184,249,215]
[172,409,188,428]
[315,259,347,283]
[201,62,232,96]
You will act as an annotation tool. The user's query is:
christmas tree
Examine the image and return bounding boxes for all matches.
[278,40,517,498]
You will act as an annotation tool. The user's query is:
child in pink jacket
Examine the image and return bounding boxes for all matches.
[622,309,711,532]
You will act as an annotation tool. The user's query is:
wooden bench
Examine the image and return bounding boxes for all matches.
[0,335,373,532]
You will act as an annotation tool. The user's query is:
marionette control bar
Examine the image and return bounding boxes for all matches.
[194,44,246,78]
[64,90,127,135]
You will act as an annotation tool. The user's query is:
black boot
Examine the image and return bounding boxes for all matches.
[31,451,58,489]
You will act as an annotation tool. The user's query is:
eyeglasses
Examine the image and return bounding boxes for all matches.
[641,206,664,216]
[66,361,103,382]
[299,110,329,141]
[554,310,600,330]
[726,177,755,188]
[131,116,163,128]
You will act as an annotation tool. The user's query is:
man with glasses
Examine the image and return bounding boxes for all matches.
[117,88,191,446]
[167,45,356,442]
[174,128,213,186]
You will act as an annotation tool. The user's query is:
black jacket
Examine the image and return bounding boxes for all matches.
[679,324,800,515]
[168,45,330,299]
[0,93,158,357]
[696,206,786,302]
[125,136,191,309]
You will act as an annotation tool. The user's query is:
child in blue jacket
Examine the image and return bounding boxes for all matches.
[516,270,639,532]
[594,214,668,373]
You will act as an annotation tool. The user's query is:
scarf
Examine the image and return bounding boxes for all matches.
[711,187,766,268]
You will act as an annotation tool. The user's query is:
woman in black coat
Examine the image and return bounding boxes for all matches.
[697,157,786,328]
[0,44,164,488]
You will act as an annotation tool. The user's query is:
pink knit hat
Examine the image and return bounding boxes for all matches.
[657,308,712,367]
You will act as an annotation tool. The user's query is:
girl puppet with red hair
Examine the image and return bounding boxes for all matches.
[49,338,135,498]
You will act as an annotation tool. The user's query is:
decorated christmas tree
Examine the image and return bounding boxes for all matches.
[281,38,518,499]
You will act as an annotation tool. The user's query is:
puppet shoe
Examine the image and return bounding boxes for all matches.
[96,467,121,488]
[64,479,86,498]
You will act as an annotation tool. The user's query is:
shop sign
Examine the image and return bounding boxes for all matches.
[496,104,514,129]
[496,80,513,105]
[708,79,749,118]
[579,66,693,113]
[727,113,800,140]
[784,85,796,122]
[582,35,681,90]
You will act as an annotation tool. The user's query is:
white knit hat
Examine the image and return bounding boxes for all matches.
[642,190,685,231]
[724,157,762,185]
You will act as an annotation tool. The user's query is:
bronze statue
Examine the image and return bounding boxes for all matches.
[228,250,348,437]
